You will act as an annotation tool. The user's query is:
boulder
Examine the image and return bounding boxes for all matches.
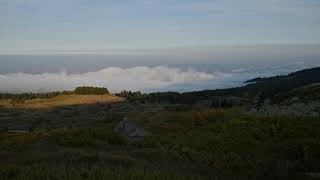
[289,97,300,104]
[263,98,272,105]
[114,117,151,139]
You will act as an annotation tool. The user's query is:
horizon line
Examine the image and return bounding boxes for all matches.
[1,43,320,55]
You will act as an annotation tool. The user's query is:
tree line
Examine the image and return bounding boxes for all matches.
[74,86,109,95]
[115,90,145,102]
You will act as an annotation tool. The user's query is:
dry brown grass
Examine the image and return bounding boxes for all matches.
[0,95,125,109]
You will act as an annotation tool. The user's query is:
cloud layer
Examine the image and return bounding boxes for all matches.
[0,66,216,93]
[0,62,317,93]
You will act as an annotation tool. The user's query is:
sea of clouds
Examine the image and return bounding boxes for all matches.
[0,62,316,93]
[1,44,319,93]
[0,66,216,93]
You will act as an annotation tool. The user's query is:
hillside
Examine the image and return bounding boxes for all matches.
[0,100,319,179]
[0,68,319,179]
[274,83,320,103]
[134,67,320,104]
[197,67,320,98]
[0,95,125,108]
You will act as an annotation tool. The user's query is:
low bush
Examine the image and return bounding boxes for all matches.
[51,128,126,147]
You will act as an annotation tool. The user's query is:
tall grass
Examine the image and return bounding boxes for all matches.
[133,108,320,179]
[0,106,319,179]
[51,128,126,147]
[0,165,204,180]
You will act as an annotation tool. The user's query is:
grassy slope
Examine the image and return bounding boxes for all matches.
[286,83,320,99]
[0,95,125,108]
[274,83,320,103]
[0,102,319,180]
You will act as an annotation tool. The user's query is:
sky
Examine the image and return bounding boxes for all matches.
[0,0,320,93]
[1,0,320,53]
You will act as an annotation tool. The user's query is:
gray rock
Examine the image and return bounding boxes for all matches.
[253,101,320,117]
[249,108,258,113]
[304,172,320,178]
[114,117,151,139]
[289,97,300,104]
[8,130,30,133]
[263,98,272,105]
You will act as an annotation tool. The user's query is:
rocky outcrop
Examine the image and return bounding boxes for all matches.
[250,99,320,117]
[114,117,151,139]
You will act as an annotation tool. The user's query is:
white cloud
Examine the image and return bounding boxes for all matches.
[0,66,216,93]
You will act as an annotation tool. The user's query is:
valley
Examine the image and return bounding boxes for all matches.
[0,68,319,180]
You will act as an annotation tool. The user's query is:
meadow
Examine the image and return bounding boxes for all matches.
[0,96,319,179]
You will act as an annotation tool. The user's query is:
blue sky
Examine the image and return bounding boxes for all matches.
[1,0,320,53]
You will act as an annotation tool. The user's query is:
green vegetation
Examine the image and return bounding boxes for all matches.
[0,166,201,180]
[74,86,109,95]
[116,90,145,102]
[0,104,319,179]
[141,110,320,178]
[0,91,73,101]
[274,83,320,103]
[51,128,126,147]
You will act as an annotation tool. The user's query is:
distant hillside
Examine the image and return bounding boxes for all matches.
[244,67,320,95]
[189,67,320,97]
[138,67,320,104]
[273,83,320,103]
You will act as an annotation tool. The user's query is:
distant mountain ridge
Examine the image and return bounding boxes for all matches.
[191,66,320,98]
[242,66,320,96]
[142,66,320,104]
[246,67,320,84]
